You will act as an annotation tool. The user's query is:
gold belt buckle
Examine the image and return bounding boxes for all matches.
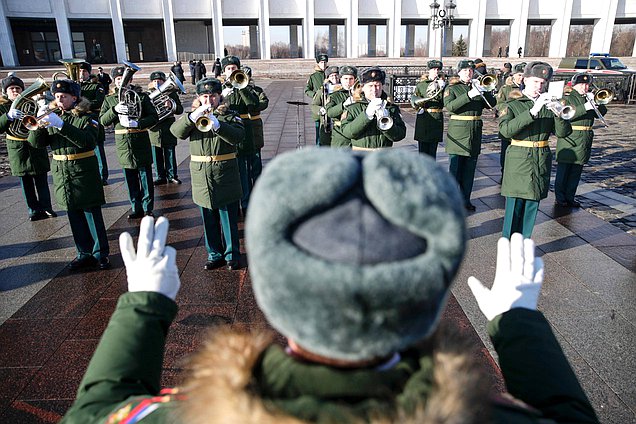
[59,154,68,160]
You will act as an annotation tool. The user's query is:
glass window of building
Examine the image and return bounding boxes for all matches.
[358,20,387,57]
[566,20,594,56]
[525,20,551,57]
[449,22,469,56]
[314,21,345,58]
[271,19,303,58]
[610,20,636,56]
[31,31,60,63]
[484,20,510,57]
[224,21,259,59]
[72,32,87,59]
[401,20,428,57]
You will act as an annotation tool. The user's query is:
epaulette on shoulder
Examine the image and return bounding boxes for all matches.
[508,89,524,100]
[449,76,461,85]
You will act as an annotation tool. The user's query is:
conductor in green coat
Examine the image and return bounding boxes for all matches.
[444,60,497,211]
[171,77,244,271]
[60,150,598,424]
[28,79,110,270]
[499,62,572,239]
[0,75,54,221]
[555,72,607,208]
[340,66,406,150]
[413,59,445,158]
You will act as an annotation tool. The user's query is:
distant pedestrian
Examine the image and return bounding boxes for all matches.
[497,46,502,58]
[189,60,195,84]
[505,45,509,57]
[213,58,222,77]
[170,61,185,84]
[518,47,523,58]
[194,60,204,83]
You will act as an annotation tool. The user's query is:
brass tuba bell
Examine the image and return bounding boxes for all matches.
[53,58,86,82]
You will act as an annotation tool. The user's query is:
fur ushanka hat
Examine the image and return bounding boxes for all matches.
[246,149,467,361]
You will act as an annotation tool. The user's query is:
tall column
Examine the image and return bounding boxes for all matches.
[161,0,177,61]
[304,0,315,58]
[590,0,618,54]
[368,24,376,57]
[290,24,299,57]
[405,24,415,56]
[259,0,270,59]
[52,0,73,59]
[329,25,338,56]
[108,0,127,62]
[211,0,224,58]
[469,0,487,57]
[249,24,259,58]
[549,0,573,57]
[509,0,529,59]
[348,0,359,58]
[389,0,402,58]
[0,1,18,66]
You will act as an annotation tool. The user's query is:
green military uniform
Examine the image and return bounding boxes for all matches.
[554,88,606,206]
[100,81,158,216]
[170,91,244,264]
[28,93,109,264]
[311,65,340,147]
[0,96,53,219]
[244,76,269,186]
[413,77,444,158]
[499,92,572,238]
[60,292,598,423]
[80,77,108,183]
[340,94,406,150]
[496,62,526,176]
[326,88,353,148]
[444,74,497,209]
[305,53,328,145]
[148,90,183,183]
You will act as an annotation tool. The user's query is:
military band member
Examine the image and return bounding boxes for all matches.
[305,52,328,145]
[241,66,269,186]
[499,61,572,239]
[413,60,445,158]
[325,65,357,149]
[0,76,54,221]
[79,62,109,185]
[28,79,110,270]
[444,60,497,211]
[312,65,339,147]
[147,71,184,186]
[496,62,526,177]
[555,73,607,208]
[340,67,406,150]
[100,66,158,219]
[221,56,262,213]
[171,78,244,271]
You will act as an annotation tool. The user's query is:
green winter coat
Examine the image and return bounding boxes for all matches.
[28,99,104,210]
[340,94,406,149]
[0,98,50,176]
[59,292,598,424]
[305,68,325,121]
[443,79,497,157]
[81,78,106,144]
[413,78,444,144]
[170,104,244,209]
[99,87,158,169]
[499,94,572,201]
[224,83,261,155]
[326,88,352,148]
[249,83,269,149]
[148,91,183,148]
[556,89,606,165]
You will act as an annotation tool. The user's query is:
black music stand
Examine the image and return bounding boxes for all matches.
[286,100,308,149]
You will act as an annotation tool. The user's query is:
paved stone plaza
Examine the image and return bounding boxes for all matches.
[0,79,634,423]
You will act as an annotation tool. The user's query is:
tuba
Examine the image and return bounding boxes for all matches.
[8,78,50,138]
[149,73,186,121]
[53,58,86,81]
[118,60,142,120]
[410,78,444,109]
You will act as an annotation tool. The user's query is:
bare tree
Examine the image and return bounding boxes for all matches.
[225,44,250,59]
[490,29,509,57]
[526,26,551,57]
[271,42,291,59]
[566,25,594,56]
[610,24,636,56]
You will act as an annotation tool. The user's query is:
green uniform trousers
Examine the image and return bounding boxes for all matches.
[152,146,178,181]
[502,197,540,239]
[94,125,108,182]
[200,203,240,262]
[418,141,438,159]
[67,206,109,260]
[555,162,584,204]
[499,137,510,174]
[20,173,52,216]
[237,152,261,211]
[124,166,154,214]
[448,154,477,206]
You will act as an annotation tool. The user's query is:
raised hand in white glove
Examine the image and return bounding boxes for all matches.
[365,98,384,120]
[437,79,446,89]
[7,108,23,121]
[119,216,181,301]
[114,102,128,115]
[119,115,136,128]
[40,112,64,130]
[530,93,552,117]
[188,104,210,124]
[319,107,327,116]
[205,114,220,131]
[585,92,595,102]
[221,87,233,98]
[468,86,482,99]
[467,233,544,321]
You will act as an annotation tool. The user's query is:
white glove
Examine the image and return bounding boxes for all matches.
[222,87,233,98]
[468,233,544,321]
[530,93,551,117]
[343,97,354,107]
[365,98,383,120]
[7,108,23,121]
[40,112,64,130]
[119,115,138,128]
[417,108,426,115]
[584,101,595,111]
[437,79,446,89]
[468,86,482,99]
[119,216,181,301]
[206,114,220,131]
[114,102,128,115]
[585,92,595,102]
[189,104,210,124]
[319,107,327,116]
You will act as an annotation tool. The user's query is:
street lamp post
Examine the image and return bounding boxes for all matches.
[429,0,456,63]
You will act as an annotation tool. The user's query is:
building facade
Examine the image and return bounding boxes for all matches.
[0,0,635,67]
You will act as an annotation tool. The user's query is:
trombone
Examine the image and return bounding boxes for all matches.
[588,87,613,128]
[471,74,497,108]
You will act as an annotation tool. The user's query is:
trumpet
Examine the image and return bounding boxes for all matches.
[195,106,215,132]
[23,108,62,131]
[375,100,393,131]
[228,69,249,90]
[545,99,576,120]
